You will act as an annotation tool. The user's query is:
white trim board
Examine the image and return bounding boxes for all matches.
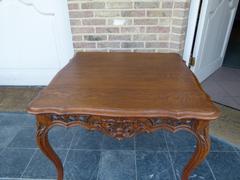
[183,0,202,65]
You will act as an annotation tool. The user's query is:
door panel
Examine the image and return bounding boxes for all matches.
[0,0,74,85]
[192,0,239,82]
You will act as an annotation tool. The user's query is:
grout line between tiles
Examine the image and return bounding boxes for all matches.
[234,147,240,160]
[62,128,78,166]
[6,147,38,150]
[97,133,105,180]
[4,126,25,149]
[163,132,177,180]
[89,158,99,180]
[206,159,217,180]
[134,136,138,180]
[96,151,102,180]
[20,149,38,178]
[95,130,104,180]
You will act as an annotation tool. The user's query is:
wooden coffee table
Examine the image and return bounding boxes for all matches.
[28,52,220,180]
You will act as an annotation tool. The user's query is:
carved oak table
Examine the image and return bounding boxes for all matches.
[28,52,220,180]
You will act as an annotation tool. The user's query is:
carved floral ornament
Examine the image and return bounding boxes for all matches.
[37,114,196,140]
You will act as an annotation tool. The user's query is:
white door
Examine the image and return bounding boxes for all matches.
[190,0,239,82]
[0,0,74,85]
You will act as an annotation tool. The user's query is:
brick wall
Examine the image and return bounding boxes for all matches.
[67,0,190,55]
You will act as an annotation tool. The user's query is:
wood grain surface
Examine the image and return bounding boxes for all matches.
[28,52,220,120]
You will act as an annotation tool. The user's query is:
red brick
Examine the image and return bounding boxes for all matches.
[174,2,190,9]
[72,35,82,41]
[134,19,158,25]
[68,3,79,10]
[146,26,170,33]
[121,10,145,17]
[70,19,81,26]
[106,2,132,9]
[81,2,105,9]
[162,1,173,8]
[109,35,131,41]
[147,10,171,17]
[133,34,157,41]
[95,11,120,17]
[96,27,119,33]
[97,42,120,48]
[71,27,94,34]
[146,42,169,48]
[121,27,145,33]
[82,19,106,25]
[121,42,144,48]
[73,42,96,48]
[134,2,159,9]
[69,11,93,18]
[84,35,107,41]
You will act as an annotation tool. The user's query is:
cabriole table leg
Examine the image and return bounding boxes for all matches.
[36,116,64,180]
[181,121,210,180]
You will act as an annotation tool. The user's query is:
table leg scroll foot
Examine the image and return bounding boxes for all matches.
[36,122,64,180]
[181,121,210,180]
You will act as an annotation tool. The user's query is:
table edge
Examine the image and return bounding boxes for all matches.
[27,52,221,121]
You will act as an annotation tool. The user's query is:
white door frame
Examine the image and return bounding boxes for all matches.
[183,0,239,73]
[183,0,202,65]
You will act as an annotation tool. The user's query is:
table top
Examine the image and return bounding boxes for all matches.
[28,52,220,120]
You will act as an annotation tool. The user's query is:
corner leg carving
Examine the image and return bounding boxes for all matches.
[181,121,210,180]
[36,121,64,180]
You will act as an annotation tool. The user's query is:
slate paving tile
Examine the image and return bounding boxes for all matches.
[207,152,240,180]
[22,114,36,127]
[135,131,168,151]
[0,148,35,178]
[101,135,134,150]
[70,128,103,150]
[0,126,22,148]
[235,147,240,159]
[136,151,175,180]
[235,146,240,151]
[7,126,77,149]
[0,112,240,180]
[0,113,35,127]
[165,131,196,152]
[7,127,37,148]
[48,126,77,149]
[98,150,136,180]
[170,152,215,180]
[64,150,100,180]
[22,149,67,179]
[210,136,235,152]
